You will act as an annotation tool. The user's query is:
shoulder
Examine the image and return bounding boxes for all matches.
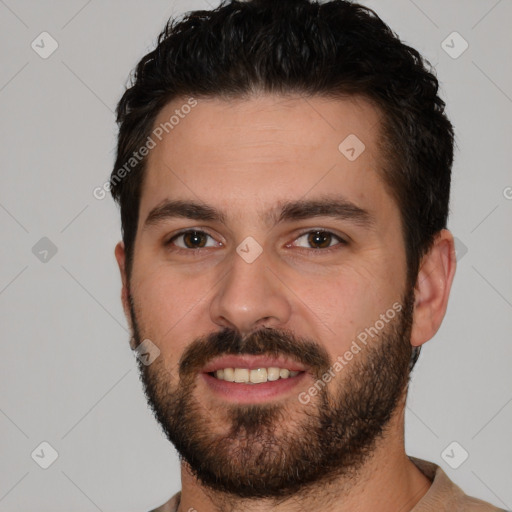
[409,456,508,512]
[147,490,181,512]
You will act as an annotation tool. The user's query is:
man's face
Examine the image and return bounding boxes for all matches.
[120,94,415,498]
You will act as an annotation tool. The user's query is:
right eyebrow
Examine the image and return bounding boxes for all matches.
[143,200,227,229]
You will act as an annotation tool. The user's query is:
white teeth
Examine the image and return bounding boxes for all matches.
[213,367,301,383]
[234,368,249,382]
[267,367,280,381]
[279,368,290,379]
[223,368,235,382]
[250,368,267,383]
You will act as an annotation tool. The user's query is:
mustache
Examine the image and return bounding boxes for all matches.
[178,326,332,380]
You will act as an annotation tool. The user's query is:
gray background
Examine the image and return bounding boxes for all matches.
[0,0,511,510]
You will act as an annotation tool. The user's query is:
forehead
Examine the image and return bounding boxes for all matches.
[139,93,393,224]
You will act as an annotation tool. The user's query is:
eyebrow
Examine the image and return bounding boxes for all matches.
[143,195,375,230]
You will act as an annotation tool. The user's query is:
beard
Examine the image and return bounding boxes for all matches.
[128,288,415,500]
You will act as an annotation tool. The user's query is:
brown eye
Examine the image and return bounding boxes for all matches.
[166,230,218,250]
[292,229,347,254]
[307,231,333,249]
[293,230,346,250]
[181,231,208,248]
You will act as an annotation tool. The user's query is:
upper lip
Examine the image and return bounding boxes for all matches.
[202,355,308,373]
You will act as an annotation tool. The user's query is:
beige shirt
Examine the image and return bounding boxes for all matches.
[149,456,507,512]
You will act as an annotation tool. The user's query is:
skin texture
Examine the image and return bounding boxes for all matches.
[115,94,457,512]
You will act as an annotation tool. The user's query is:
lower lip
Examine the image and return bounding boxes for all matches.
[201,372,307,404]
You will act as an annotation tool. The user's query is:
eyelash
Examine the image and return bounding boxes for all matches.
[164,229,348,255]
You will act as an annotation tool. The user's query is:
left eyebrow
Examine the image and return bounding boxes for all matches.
[142,195,375,230]
[269,195,375,229]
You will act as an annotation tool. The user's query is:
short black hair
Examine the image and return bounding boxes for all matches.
[111,0,454,304]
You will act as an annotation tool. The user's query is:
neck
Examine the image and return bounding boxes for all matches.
[177,399,431,512]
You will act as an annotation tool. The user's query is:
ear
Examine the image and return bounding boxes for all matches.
[410,229,457,347]
[114,241,132,331]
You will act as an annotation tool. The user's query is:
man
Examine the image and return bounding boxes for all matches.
[110,1,506,511]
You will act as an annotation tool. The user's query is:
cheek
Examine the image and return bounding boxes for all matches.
[130,266,191,344]
[295,259,401,349]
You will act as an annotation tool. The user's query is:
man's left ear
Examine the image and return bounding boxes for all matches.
[410,229,457,347]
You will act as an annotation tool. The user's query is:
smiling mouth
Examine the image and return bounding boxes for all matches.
[207,367,303,384]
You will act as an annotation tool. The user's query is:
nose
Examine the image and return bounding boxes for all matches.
[209,247,292,335]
